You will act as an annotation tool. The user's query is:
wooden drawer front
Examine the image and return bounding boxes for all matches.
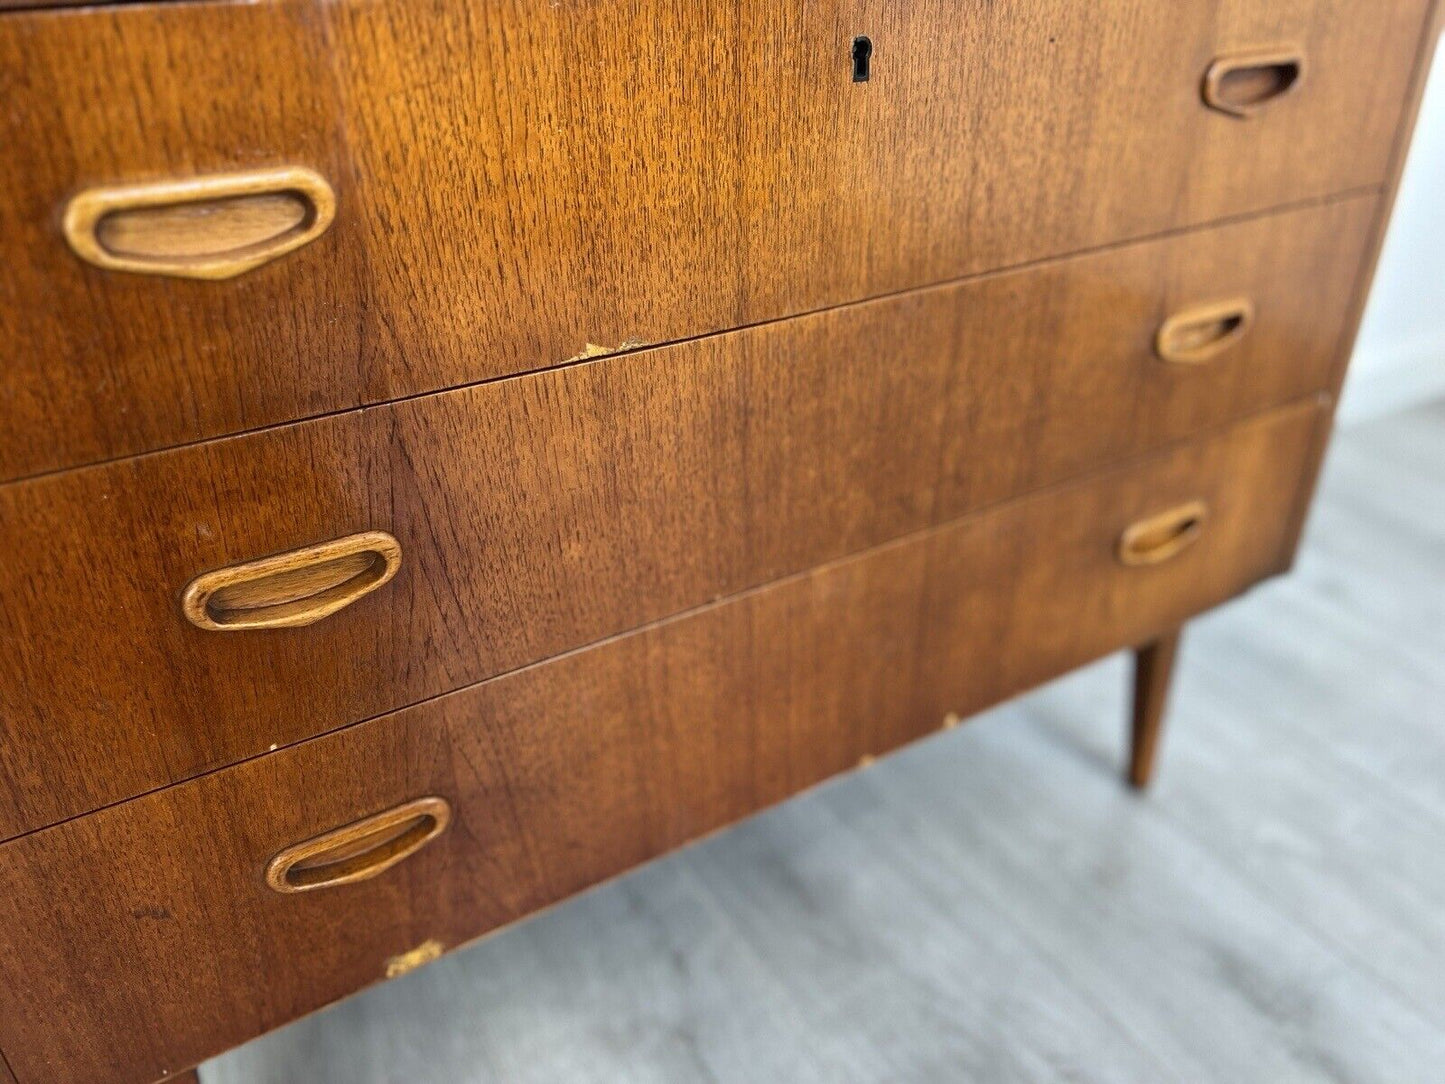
[0,0,1426,481]
[0,403,1321,1084]
[0,203,1367,840]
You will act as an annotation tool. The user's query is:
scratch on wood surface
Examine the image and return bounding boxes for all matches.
[565,342,614,363]
[385,939,444,979]
[565,338,648,363]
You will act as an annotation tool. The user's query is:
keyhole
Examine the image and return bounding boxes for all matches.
[852,36,872,82]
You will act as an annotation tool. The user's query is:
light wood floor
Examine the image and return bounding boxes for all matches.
[206,400,1445,1084]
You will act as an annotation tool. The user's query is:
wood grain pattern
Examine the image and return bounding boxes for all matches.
[0,402,1323,1084]
[205,397,1445,1084]
[0,202,1370,840]
[0,0,145,8]
[0,0,1427,481]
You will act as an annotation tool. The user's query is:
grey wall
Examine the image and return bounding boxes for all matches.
[1343,44,1445,424]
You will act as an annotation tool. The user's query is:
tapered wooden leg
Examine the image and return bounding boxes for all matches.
[1128,628,1182,789]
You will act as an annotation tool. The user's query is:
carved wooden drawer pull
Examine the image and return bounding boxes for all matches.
[63,167,335,280]
[1118,501,1208,567]
[1203,48,1305,118]
[266,797,452,894]
[1155,298,1255,365]
[182,531,401,631]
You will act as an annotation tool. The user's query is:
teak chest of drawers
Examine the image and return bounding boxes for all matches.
[0,2,1438,1082]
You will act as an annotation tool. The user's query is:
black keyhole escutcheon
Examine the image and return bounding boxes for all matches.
[853,36,872,82]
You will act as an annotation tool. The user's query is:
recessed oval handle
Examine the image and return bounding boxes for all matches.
[1118,501,1208,567]
[1203,48,1305,118]
[266,797,452,894]
[182,531,401,631]
[1155,298,1255,365]
[63,167,335,280]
